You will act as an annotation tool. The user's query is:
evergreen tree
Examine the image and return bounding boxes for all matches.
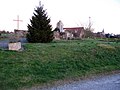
[27,2,53,43]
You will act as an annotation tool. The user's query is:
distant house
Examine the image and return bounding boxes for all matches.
[53,30,61,40]
[53,21,85,40]
[14,29,28,38]
[64,27,85,39]
[53,27,85,40]
[94,29,105,38]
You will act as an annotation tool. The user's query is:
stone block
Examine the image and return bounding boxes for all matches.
[8,42,22,51]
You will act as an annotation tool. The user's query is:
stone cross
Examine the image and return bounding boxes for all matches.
[13,15,23,30]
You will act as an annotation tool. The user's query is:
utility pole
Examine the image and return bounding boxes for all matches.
[88,16,91,31]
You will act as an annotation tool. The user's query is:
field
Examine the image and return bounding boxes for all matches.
[0,39,120,90]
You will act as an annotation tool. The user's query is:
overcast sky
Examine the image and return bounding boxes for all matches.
[0,0,120,34]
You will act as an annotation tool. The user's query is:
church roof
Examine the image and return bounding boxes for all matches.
[63,27,84,30]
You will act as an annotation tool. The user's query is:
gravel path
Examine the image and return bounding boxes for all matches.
[26,73,120,90]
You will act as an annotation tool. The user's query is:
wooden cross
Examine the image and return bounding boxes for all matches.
[13,15,23,30]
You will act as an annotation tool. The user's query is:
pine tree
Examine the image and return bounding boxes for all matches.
[27,2,53,43]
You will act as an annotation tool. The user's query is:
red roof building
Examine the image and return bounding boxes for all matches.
[63,27,84,39]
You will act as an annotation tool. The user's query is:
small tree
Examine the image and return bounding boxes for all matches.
[84,28,94,38]
[84,17,94,38]
[27,2,53,43]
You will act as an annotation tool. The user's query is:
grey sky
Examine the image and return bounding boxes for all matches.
[0,0,120,34]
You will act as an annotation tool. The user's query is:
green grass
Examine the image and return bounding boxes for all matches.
[0,39,120,90]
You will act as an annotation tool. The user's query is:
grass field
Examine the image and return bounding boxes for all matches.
[0,39,120,90]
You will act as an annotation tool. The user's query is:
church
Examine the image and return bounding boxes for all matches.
[54,20,85,40]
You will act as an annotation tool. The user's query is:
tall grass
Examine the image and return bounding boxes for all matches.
[0,39,120,90]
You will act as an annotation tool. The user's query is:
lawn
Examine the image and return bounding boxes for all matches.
[0,39,120,90]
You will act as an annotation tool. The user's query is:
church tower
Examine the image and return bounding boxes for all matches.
[56,20,64,32]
